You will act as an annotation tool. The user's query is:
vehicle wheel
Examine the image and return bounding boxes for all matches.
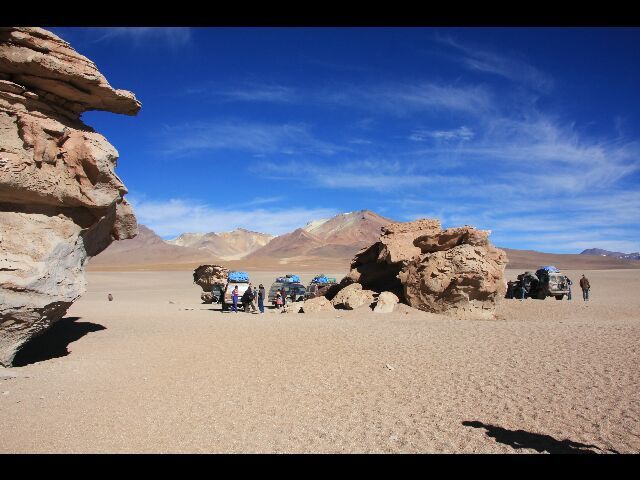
[536,290,546,300]
[555,295,564,300]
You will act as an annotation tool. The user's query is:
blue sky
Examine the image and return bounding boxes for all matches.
[50,27,640,253]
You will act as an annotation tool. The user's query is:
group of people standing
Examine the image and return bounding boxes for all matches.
[227,284,300,312]
[274,286,296,309]
[230,283,266,313]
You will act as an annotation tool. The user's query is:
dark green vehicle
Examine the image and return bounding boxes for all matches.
[267,282,306,305]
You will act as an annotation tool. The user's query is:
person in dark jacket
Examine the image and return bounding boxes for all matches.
[579,275,591,301]
[242,285,257,313]
[249,283,258,312]
[280,286,287,307]
[566,277,573,300]
[258,284,266,313]
[518,276,529,300]
[506,281,515,299]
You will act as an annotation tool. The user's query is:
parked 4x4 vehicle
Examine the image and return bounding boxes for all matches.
[221,282,251,311]
[267,282,306,305]
[221,271,252,311]
[514,266,571,300]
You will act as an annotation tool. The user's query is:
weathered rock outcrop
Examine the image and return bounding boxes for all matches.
[331,283,376,310]
[193,264,229,303]
[0,27,141,366]
[346,219,507,319]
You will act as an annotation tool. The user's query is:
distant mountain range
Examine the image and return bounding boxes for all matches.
[88,210,640,271]
[580,248,640,261]
[89,225,215,266]
[89,210,391,268]
[167,228,274,260]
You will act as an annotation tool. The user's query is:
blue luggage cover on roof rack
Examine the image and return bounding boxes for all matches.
[276,275,300,283]
[228,271,249,282]
[538,266,560,273]
[312,275,329,284]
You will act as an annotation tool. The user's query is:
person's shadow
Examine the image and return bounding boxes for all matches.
[12,317,106,367]
[462,421,618,454]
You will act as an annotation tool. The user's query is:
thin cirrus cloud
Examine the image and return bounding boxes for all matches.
[185,80,494,117]
[406,107,640,195]
[261,160,473,191]
[437,34,555,93]
[409,126,475,142]
[158,121,345,157]
[91,27,192,47]
[302,82,495,116]
[128,197,339,238]
[211,83,300,103]
[363,83,493,115]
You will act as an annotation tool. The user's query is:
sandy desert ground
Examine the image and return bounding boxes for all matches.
[1,269,639,453]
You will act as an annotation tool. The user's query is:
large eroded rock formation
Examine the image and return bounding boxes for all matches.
[193,265,229,303]
[346,219,507,319]
[0,27,140,366]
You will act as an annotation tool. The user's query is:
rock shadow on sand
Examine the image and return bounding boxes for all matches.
[12,317,106,367]
[462,421,618,454]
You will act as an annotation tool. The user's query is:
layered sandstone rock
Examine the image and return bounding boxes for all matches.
[346,219,442,298]
[345,219,507,319]
[0,27,140,366]
[193,265,229,303]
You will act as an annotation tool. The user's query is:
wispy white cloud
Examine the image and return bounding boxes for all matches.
[410,126,475,142]
[323,82,494,116]
[262,159,473,191]
[158,121,345,157]
[437,34,554,93]
[406,109,640,195]
[243,196,285,207]
[91,27,192,47]
[204,83,299,103]
[180,80,493,117]
[128,196,338,237]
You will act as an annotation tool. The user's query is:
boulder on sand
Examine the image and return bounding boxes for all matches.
[301,297,335,313]
[373,291,399,313]
[331,283,376,310]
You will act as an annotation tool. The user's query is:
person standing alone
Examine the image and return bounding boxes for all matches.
[579,274,590,301]
[258,284,266,313]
